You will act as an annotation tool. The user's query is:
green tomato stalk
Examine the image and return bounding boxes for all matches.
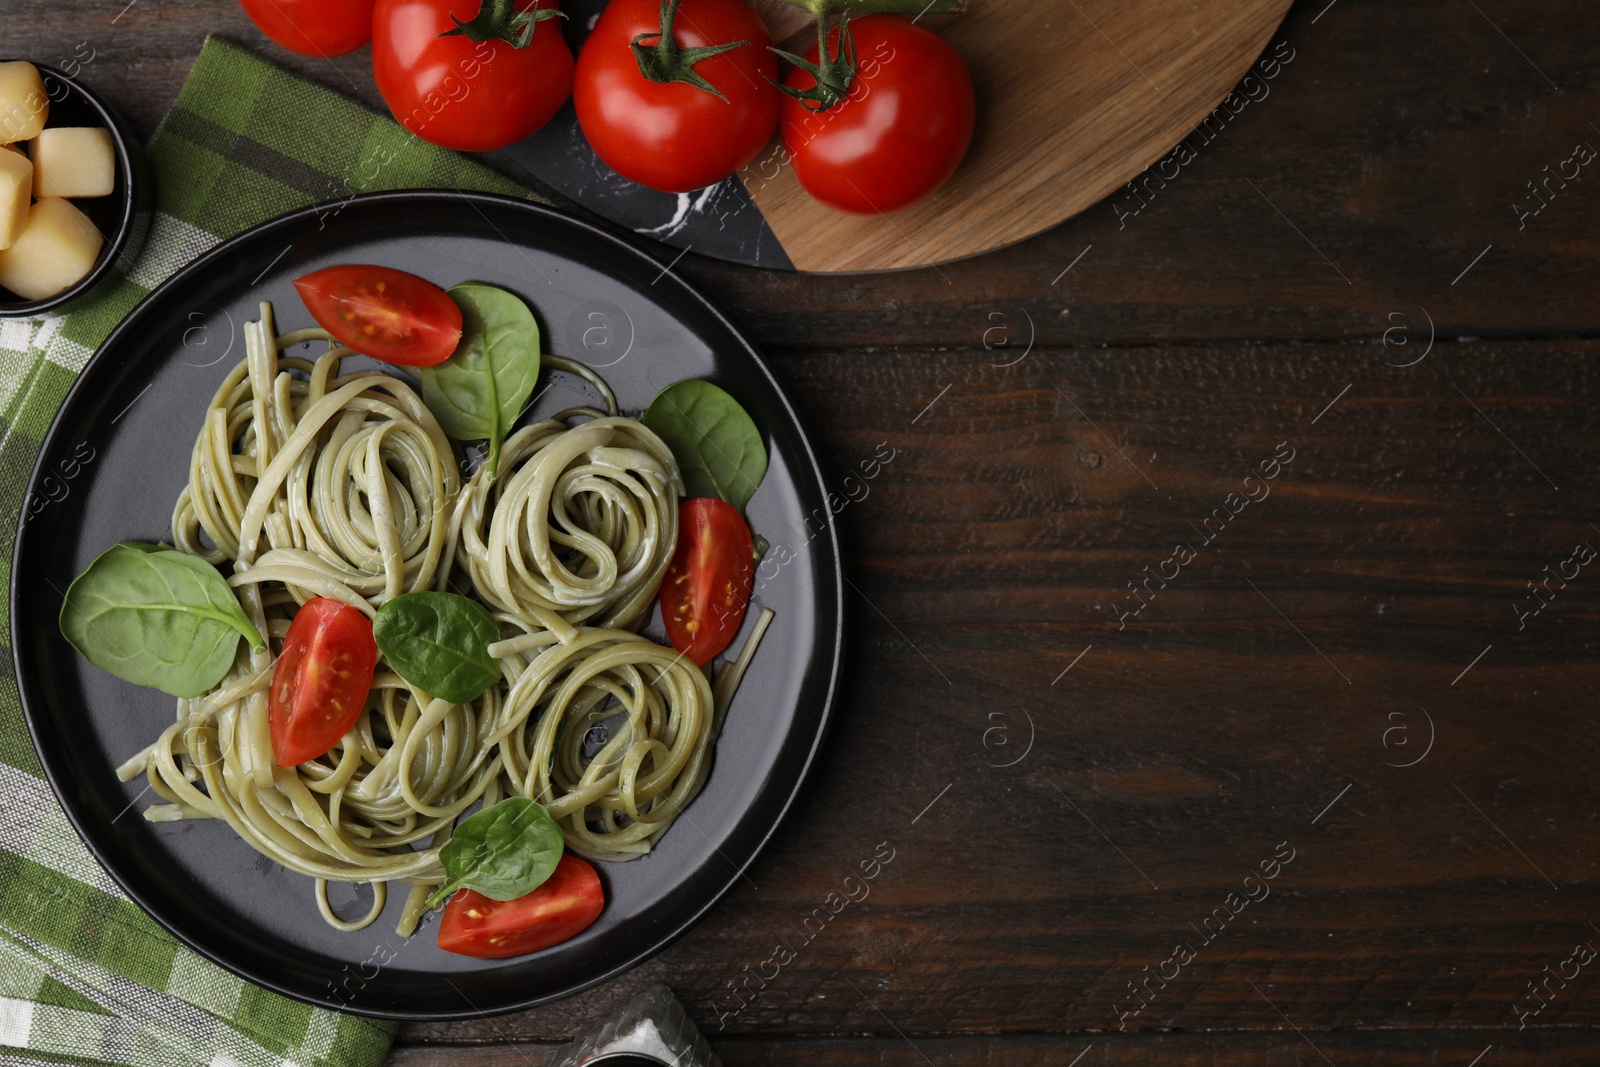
[771,7,857,112]
[438,0,564,48]
[631,0,966,101]
[775,0,965,14]
[770,0,965,112]
[631,0,751,101]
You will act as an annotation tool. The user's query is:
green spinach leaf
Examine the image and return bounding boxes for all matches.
[426,797,564,908]
[59,542,265,698]
[373,591,500,704]
[642,379,767,511]
[418,283,540,479]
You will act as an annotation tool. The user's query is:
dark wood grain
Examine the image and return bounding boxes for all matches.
[16,0,1600,345]
[10,0,1600,1064]
[388,1032,1600,1066]
[390,338,1600,1048]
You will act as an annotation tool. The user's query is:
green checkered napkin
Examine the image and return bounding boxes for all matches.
[0,36,544,1067]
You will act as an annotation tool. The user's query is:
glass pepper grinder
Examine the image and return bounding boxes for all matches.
[546,984,721,1067]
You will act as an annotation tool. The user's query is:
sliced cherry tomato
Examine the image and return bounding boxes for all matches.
[574,0,779,193]
[293,265,463,367]
[660,497,753,665]
[372,0,575,152]
[780,15,975,215]
[237,0,375,57]
[269,598,378,767]
[438,854,604,958]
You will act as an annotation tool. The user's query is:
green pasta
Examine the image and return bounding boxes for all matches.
[449,416,682,637]
[122,301,768,936]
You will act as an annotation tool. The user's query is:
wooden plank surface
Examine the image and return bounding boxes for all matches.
[388,1032,1600,1066]
[10,1,1600,1065]
[392,338,1600,1048]
[16,1,1600,341]
[740,0,1295,271]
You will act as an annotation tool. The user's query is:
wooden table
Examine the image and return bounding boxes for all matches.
[16,1,1600,1063]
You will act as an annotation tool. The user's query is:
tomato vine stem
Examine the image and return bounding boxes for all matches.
[770,7,857,112]
[773,0,966,15]
[438,0,562,48]
[630,0,751,100]
[768,0,966,110]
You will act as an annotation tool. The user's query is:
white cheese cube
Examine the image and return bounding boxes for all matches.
[0,197,104,301]
[31,127,115,198]
[0,147,32,250]
[0,62,48,144]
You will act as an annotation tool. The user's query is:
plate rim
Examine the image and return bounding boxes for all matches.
[9,189,846,1020]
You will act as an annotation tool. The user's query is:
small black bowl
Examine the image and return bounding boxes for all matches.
[0,61,151,317]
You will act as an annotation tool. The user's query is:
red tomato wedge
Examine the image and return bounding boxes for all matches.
[292,265,463,367]
[268,598,378,766]
[660,497,754,665]
[438,855,605,958]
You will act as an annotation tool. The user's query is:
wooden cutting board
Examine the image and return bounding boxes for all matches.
[743,0,1295,272]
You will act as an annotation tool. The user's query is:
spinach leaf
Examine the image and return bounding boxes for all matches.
[372,591,500,704]
[59,542,266,698]
[426,797,564,908]
[642,379,768,511]
[418,283,540,480]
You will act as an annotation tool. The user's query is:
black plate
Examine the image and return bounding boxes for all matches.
[10,191,843,1019]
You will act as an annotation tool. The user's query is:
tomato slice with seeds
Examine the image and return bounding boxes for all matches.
[660,497,754,666]
[292,265,463,367]
[438,854,605,958]
[268,598,378,766]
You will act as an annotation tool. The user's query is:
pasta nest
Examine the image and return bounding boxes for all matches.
[452,416,683,634]
[173,310,460,603]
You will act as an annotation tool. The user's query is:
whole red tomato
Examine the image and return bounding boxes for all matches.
[372,0,575,152]
[780,15,975,215]
[237,0,375,57]
[574,0,779,193]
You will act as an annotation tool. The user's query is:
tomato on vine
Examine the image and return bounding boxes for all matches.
[777,13,975,215]
[574,0,779,194]
[372,0,575,152]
